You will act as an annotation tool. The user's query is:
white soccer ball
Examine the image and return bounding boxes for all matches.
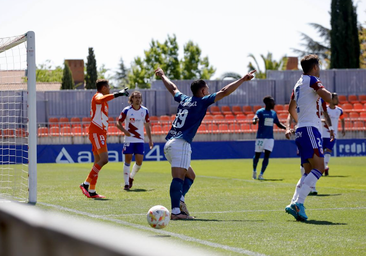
[146,205,170,229]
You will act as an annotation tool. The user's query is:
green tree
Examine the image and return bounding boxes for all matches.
[85,47,98,89]
[61,61,74,90]
[330,0,360,68]
[128,57,149,89]
[115,58,129,87]
[181,41,215,80]
[35,60,63,82]
[247,53,286,79]
[359,26,366,68]
[292,23,331,68]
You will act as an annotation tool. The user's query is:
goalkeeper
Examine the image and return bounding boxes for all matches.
[80,79,129,198]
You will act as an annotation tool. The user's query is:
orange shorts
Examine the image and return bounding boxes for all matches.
[89,132,108,154]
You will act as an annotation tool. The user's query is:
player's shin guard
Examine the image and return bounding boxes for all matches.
[130,163,141,179]
[170,178,184,214]
[86,164,101,190]
[296,169,322,204]
[291,173,307,204]
[123,163,130,185]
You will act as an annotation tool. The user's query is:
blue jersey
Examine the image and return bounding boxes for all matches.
[165,92,216,144]
[255,108,280,139]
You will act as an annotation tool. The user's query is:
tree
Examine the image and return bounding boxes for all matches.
[35,60,63,82]
[85,47,98,89]
[115,58,129,87]
[181,41,215,80]
[247,53,286,79]
[359,25,366,68]
[124,35,216,88]
[61,61,74,90]
[291,23,331,68]
[330,0,360,68]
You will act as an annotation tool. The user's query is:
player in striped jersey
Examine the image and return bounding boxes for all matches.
[117,91,153,190]
[80,79,129,198]
[285,55,338,221]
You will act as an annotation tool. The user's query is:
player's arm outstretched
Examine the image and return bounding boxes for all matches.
[155,68,180,97]
[214,70,256,102]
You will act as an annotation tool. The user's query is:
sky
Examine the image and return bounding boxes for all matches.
[1,0,366,80]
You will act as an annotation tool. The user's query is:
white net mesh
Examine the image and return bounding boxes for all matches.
[0,34,29,202]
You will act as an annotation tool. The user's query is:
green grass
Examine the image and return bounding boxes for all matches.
[36,157,366,256]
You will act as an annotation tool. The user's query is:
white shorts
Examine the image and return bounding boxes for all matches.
[164,138,192,170]
[255,138,274,153]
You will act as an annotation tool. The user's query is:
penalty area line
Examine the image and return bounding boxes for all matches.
[38,202,268,256]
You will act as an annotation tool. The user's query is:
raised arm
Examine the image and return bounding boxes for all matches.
[154,68,180,97]
[214,70,256,102]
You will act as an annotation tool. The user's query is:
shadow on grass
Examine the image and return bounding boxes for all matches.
[127,188,152,192]
[149,235,171,238]
[93,198,111,201]
[259,179,284,182]
[304,220,347,225]
[190,218,264,222]
[310,193,342,197]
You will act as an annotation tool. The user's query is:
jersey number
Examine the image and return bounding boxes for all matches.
[173,109,188,128]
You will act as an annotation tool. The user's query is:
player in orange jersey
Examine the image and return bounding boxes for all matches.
[80,79,129,198]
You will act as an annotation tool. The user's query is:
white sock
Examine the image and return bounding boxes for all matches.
[324,153,330,167]
[300,166,305,176]
[296,169,322,204]
[130,163,141,179]
[172,207,180,215]
[291,173,307,204]
[123,164,130,186]
[84,181,90,185]
[180,195,185,202]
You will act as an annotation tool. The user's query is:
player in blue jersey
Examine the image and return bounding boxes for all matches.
[252,96,286,180]
[155,67,256,220]
[285,55,337,221]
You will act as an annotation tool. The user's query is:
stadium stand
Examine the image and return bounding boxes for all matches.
[349,112,359,120]
[243,105,253,115]
[218,124,229,133]
[359,95,366,103]
[159,115,171,125]
[232,105,243,115]
[48,117,59,128]
[72,126,84,136]
[70,117,81,128]
[60,126,72,136]
[348,95,359,104]
[59,117,69,127]
[338,95,348,104]
[253,105,262,113]
[49,127,60,136]
[107,126,119,136]
[221,106,232,115]
[2,129,14,137]
[224,114,235,124]
[152,125,163,135]
[38,127,49,137]
[210,106,221,115]
[342,103,353,112]
[353,103,364,111]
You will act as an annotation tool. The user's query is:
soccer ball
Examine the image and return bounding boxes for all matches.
[146,205,170,229]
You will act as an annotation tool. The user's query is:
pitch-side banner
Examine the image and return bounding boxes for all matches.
[36,139,366,164]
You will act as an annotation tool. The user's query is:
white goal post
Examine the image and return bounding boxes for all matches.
[0,31,37,204]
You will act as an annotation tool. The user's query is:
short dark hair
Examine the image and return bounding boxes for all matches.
[300,54,319,74]
[191,80,207,96]
[96,79,109,91]
[263,96,274,105]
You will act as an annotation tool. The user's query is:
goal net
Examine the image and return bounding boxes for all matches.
[0,32,37,204]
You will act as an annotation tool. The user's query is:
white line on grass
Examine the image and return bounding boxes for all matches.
[38,202,268,256]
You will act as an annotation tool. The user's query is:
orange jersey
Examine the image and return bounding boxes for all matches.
[89,92,115,134]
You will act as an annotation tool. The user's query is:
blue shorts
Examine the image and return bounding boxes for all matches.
[123,142,144,155]
[323,137,336,151]
[295,126,324,165]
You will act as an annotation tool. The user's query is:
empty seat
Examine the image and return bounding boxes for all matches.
[232,106,243,115]
[359,95,366,103]
[107,126,119,135]
[162,125,171,133]
[253,105,262,113]
[210,106,221,115]
[16,128,27,137]
[246,113,255,120]
[197,124,207,134]
[278,113,289,121]
[2,129,15,137]
[353,121,365,130]
[349,112,359,119]
[229,123,240,133]
[203,115,214,124]
[338,95,348,104]
[240,123,252,132]
[348,95,359,104]
[38,127,49,137]
[218,124,230,133]
[353,103,365,111]
[360,112,366,120]
[207,123,218,133]
[225,114,235,123]
[59,117,69,127]
[72,127,84,136]
[243,106,253,114]
[274,105,284,112]
[236,114,247,123]
[152,125,163,135]
[60,126,72,136]
[48,117,59,128]
[160,115,171,124]
[213,114,225,124]
[221,106,232,115]
[342,103,353,112]
[49,127,60,136]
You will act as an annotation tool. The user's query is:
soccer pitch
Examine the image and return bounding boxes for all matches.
[36,157,366,256]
